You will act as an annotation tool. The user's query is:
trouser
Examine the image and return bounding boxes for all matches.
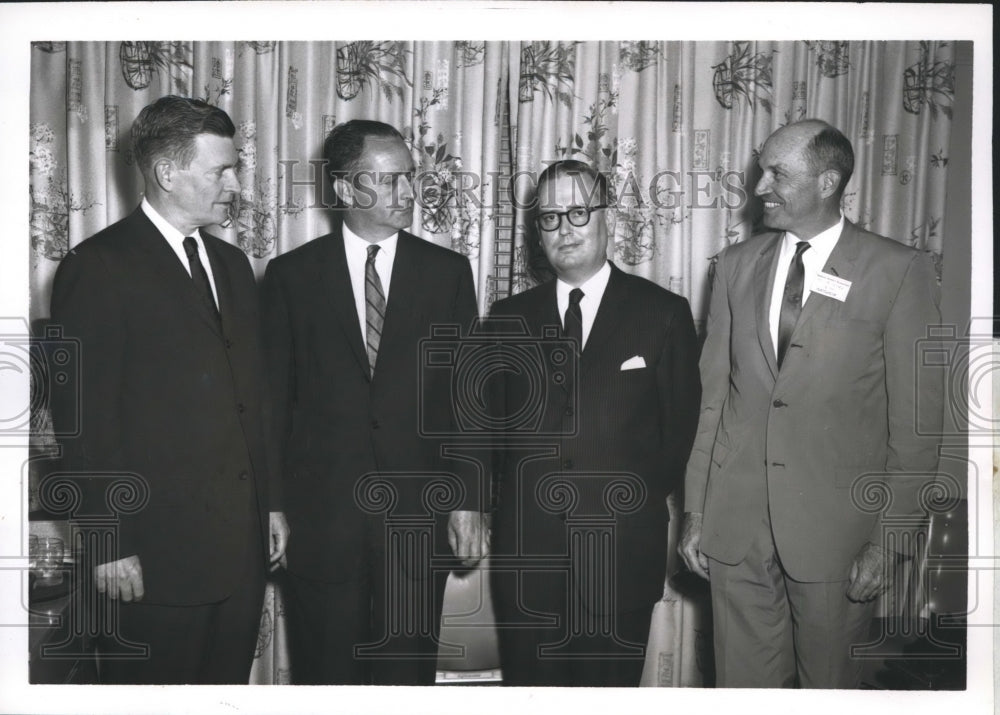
[284,515,450,685]
[492,565,654,687]
[707,518,877,688]
[97,528,265,684]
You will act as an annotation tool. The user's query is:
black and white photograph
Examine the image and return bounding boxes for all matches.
[0,3,992,714]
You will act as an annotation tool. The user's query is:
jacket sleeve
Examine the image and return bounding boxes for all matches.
[683,249,733,514]
[870,249,942,544]
[49,246,140,560]
[445,258,485,512]
[656,296,702,482]
[259,258,295,509]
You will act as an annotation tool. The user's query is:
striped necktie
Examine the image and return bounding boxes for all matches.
[365,244,386,377]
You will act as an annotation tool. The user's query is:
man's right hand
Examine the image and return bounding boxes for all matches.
[94,555,145,602]
[678,511,710,580]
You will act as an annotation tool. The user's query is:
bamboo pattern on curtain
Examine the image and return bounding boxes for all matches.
[28,39,956,687]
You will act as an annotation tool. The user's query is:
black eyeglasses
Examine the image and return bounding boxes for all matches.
[537,205,608,232]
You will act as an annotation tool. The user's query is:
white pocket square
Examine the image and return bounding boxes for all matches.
[620,355,646,371]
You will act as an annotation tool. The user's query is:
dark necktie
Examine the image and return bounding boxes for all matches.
[365,244,386,377]
[182,236,220,325]
[777,240,810,368]
[564,287,585,353]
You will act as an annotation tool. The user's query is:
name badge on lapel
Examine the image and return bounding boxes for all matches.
[812,271,851,302]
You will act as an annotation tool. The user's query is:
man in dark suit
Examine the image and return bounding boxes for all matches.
[49,96,288,684]
[261,120,488,685]
[679,120,943,687]
[487,160,701,686]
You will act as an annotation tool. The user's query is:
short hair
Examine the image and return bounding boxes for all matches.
[802,122,854,197]
[323,119,406,179]
[535,159,614,209]
[131,96,235,173]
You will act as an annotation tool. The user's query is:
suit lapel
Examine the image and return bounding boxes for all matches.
[534,280,570,397]
[580,264,628,381]
[130,208,224,338]
[789,221,862,341]
[377,231,420,371]
[319,224,371,380]
[753,233,782,381]
[202,235,235,335]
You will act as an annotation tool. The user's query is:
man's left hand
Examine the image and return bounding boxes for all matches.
[847,542,892,602]
[448,510,490,569]
[269,511,290,571]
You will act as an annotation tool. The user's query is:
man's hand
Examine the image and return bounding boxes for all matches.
[269,511,290,571]
[94,555,144,602]
[447,510,490,569]
[678,511,710,580]
[847,542,893,602]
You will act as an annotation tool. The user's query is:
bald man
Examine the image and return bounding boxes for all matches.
[679,120,942,688]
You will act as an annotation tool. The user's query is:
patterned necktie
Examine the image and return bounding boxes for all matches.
[182,236,221,325]
[777,240,810,368]
[564,287,585,353]
[365,244,386,377]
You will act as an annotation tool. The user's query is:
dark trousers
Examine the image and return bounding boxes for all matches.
[96,532,266,684]
[492,566,653,687]
[284,517,450,685]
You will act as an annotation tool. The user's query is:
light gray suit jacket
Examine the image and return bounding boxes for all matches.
[684,221,943,582]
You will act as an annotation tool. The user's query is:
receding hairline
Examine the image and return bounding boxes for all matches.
[536,164,608,206]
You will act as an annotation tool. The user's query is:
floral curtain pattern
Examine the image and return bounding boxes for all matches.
[29,40,957,686]
[30,40,507,318]
[509,40,953,327]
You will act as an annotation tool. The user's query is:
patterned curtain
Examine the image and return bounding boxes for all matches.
[30,41,507,319]
[508,40,952,327]
[28,39,957,687]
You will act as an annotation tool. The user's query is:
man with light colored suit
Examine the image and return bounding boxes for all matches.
[489,160,701,686]
[679,119,943,688]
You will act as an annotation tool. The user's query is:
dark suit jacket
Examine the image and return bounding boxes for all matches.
[684,221,943,582]
[49,207,279,605]
[488,264,701,613]
[260,225,479,582]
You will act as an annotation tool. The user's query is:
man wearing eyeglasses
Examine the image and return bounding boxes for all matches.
[486,159,701,686]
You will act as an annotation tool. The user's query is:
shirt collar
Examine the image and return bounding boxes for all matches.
[342,221,399,260]
[556,260,612,305]
[141,197,201,243]
[783,213,844,255]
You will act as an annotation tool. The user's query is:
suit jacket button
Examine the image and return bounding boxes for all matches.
[772,399,786,408]
[237,403,246,413]
[239,471,248,480]
[225,338,233,349]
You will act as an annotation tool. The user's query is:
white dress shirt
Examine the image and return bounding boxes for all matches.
[768,215,844,355]
[343,222,398,345]
[142,197,219,307]
[556,261,612,350]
